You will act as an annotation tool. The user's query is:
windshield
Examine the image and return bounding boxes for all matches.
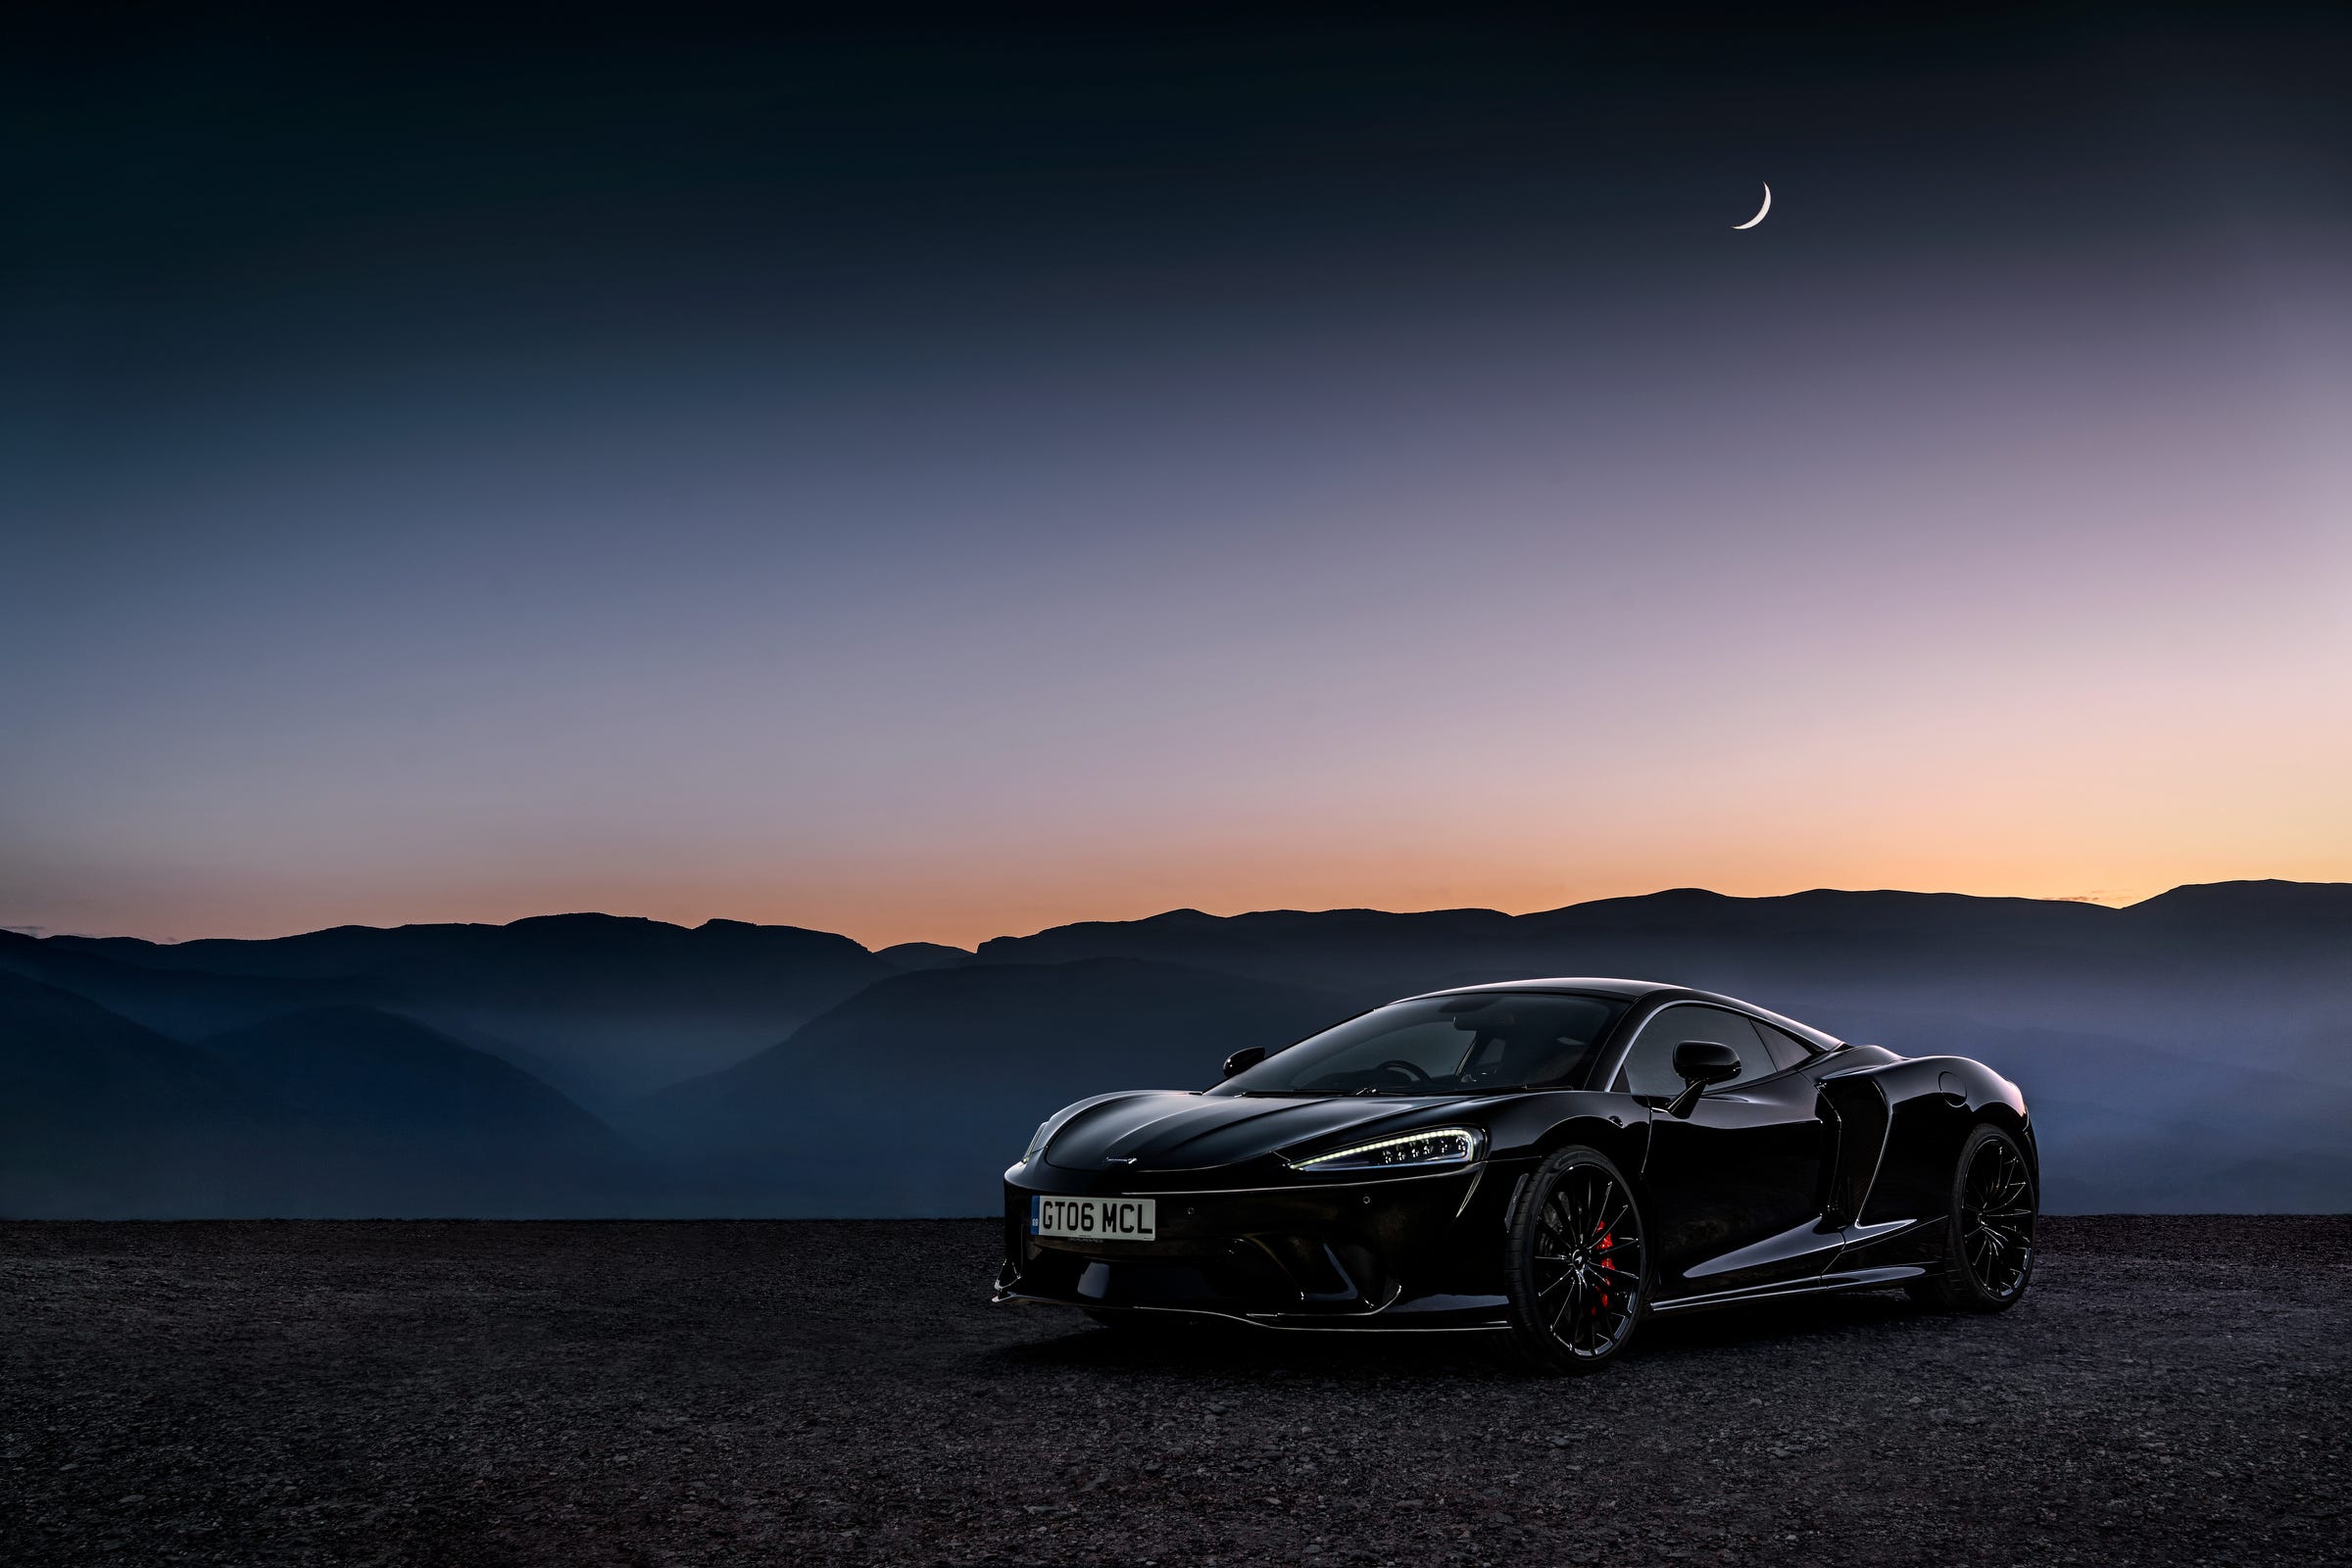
[1213,993,1628,1097]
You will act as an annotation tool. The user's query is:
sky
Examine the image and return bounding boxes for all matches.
[4,5,2349,949]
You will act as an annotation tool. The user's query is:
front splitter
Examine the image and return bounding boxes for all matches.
[993,1287,1511,1333]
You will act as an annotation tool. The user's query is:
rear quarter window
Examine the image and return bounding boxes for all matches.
[1752,1020,1818,1072]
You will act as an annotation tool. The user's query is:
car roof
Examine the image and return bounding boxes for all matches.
[1405,976,1679,1002]
[1402,977,1845,1049]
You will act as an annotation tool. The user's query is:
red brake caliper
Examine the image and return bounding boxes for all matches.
[1596,1227,1614,1314]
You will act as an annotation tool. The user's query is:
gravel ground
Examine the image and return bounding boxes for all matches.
[3,1217,2347,1567]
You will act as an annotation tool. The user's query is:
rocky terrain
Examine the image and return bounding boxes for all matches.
[3,1217,2346,1565]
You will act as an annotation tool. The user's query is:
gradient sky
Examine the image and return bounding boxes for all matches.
[5,6,2348,948]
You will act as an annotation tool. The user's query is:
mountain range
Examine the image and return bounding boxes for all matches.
[2,879,2346,1216]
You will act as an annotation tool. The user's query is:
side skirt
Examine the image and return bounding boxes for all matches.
[1645,1264,1928,1317]
[992,1291,1513,1332]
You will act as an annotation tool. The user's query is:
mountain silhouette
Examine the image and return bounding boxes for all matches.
[203,1006,619,1147]
[7,881,2348,1216]
[0,927,381,1039]
[195,1006,640,1217]
[0,971,286,1216]
[632,958,1349,1215]
[971,882,2352,1087]
[44,913,891,1105]
[0,973,655,1217]
[876,942,975,971]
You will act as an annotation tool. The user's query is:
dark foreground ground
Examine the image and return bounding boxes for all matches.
[3,1218,2347,1567]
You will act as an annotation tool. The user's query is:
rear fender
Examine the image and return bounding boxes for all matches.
[1840,1055,2029,1226]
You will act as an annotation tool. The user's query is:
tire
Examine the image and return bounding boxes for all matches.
[1502,1147,1653,1373]
[1907,1123,2036,1313]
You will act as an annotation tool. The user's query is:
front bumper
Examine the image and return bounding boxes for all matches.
[994,1158,1525,1330]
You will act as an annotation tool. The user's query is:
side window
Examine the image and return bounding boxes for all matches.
[1614,1004,1772,1100]
[1753,1020,1817,1072]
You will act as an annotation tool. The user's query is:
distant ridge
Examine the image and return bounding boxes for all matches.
[0,969,281,1217]
[28,878,2349,958]
[632,957,1349,1215]
[203,1005,621,1149]
[7,881,2348,1215]
[32,913,892,1103]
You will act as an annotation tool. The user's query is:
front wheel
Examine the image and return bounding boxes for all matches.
[1502,1147,1652,1373]
[1908,1124,2036,1312]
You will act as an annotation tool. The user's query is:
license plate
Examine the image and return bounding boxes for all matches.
[1030,1195,1156,1242]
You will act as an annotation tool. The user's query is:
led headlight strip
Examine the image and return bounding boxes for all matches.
[1292,1127,1483,1171]
[1021,1102,1087,1165]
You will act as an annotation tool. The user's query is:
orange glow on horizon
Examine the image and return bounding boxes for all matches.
[51,840,2346,952]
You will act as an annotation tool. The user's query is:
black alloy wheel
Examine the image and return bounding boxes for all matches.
[1503,1147,1651,1372]
[1910,1123,2036,1312]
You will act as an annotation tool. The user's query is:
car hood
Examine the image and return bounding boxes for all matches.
[1042,1091,1475,1172]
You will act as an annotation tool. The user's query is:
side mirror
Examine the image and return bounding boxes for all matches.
[1222,1046,1267,1080]
[1665,1041,1741,1118]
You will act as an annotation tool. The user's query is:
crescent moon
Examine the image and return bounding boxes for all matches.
[1734,182,1772,229]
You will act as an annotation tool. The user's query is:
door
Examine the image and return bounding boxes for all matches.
[1616,1004,1835,1298]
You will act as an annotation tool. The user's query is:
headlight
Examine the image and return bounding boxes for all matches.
[1291,1127,1484,1172]
[1019,1117,1058,1166]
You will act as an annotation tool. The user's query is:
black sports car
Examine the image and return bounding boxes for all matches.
[996,978,2036,1370]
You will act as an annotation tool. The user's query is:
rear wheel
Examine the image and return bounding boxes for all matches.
[1502,1147,1651,1373]
[1908,1124,2036,1312]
